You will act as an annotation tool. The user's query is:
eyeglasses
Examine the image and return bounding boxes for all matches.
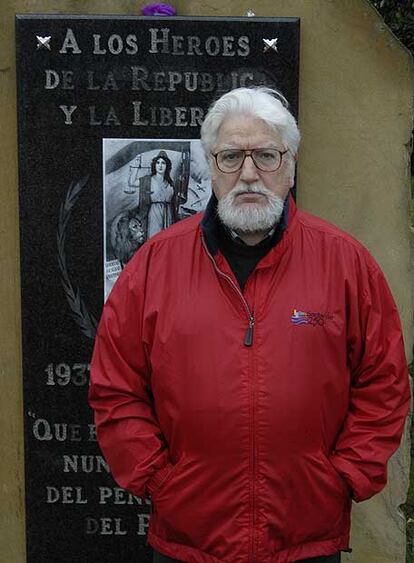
[211,148,289,173]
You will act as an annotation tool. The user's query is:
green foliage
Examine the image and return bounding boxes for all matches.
[369,0,414,52]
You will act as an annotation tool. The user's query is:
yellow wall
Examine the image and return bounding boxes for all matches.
[0,1,412,561]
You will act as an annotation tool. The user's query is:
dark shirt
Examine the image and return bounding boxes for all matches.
[200,194,289,293]
[217,222,280,292]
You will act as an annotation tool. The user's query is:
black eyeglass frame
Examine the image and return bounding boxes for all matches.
[211,148,289,174]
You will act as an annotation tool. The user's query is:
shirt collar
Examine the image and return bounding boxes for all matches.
[226,225,276,245]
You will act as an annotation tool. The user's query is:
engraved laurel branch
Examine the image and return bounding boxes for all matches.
[57,176,97,339]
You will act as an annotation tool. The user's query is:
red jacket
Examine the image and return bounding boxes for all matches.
[89,196,410,562]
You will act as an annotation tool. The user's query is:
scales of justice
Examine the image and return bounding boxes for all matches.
[125,154,145,194]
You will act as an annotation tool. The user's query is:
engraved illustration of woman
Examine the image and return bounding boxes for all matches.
[138,150,176,239]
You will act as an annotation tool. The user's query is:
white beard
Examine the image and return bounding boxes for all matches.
[217,182,285,233]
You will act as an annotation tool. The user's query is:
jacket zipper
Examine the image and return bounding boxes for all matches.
[201,233,258,561]
[201,235,255,346]
[245,316,255,346]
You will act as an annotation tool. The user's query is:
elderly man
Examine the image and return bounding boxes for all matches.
[89,87,410,563]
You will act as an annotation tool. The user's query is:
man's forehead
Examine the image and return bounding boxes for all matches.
[214,115,283,148]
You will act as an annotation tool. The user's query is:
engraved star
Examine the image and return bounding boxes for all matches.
[36,35,51,50]
[263,38,278,53]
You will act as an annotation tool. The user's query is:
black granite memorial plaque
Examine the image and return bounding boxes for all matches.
[16,14,300,562]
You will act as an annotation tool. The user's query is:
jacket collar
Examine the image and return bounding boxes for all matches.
[200,191,294,257]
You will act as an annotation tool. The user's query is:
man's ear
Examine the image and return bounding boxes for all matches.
[293,152,298,162]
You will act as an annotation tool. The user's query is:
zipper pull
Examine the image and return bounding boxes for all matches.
[244,316,254,346]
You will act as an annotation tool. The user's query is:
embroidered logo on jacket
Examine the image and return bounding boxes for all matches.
[291,309,333,327]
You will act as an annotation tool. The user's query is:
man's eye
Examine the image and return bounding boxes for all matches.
[257,150,277,161]
[222,152,241,161]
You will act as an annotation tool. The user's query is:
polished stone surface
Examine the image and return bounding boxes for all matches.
[16,14,299,562]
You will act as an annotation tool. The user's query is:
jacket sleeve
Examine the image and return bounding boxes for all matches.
[330,262,411,502]
[89,253,173,498]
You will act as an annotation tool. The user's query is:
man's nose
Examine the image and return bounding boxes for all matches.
[239,155,260,183]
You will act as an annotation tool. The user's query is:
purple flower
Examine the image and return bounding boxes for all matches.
[141,3,177,16]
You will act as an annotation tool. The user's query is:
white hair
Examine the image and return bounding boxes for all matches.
[200,86,300,156]
[217,182,285,233]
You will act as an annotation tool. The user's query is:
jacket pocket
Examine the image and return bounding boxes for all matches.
[320,453,351,498]
[150,457,185,502]
[263,452,352,550]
